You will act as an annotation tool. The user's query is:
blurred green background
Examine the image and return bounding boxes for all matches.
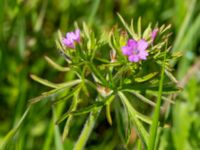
[0,0,200,149]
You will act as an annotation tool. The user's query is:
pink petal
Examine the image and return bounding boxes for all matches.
[63,29,81,48]
[137,39,148,51]
[62,38,74,48]
[127,39,137,48]
[139,50,148,60]
[128,55,140,62]
[122,46,133,56]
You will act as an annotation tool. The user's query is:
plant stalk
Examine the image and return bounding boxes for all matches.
[73,107,101,150]
[148,51,166,150]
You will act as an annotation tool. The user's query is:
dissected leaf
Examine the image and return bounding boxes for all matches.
[118,92,149,147]
[143,23,152,40]
[31,74,81,89]
[62,88,80,141]
[57,95,115,124]
[137,17,142,38]
[165,70,178,83]
[30,74,61,88]
[56,95,114,124]
[73,104,101,150]
[88,63,107,86]
[44,56,69,72]
[28,80,82,105]
[130,19,138,39]
[115,99,131,145]
[123,89,156,107]
[106,102,112,125]
[52,85,81,104]
[117,13,135,38]
[121,83,181,93]
[134,72,158,83]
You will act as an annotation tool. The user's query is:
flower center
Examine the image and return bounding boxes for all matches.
[133,48,139,55]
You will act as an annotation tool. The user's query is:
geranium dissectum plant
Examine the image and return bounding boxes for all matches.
[30,15,181,149]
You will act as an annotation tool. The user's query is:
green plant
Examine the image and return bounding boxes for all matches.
[12,15,179,149]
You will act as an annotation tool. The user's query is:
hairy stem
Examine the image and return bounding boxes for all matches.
[73,108,101,150]
[148,51,166,150]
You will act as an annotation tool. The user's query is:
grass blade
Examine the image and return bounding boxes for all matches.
[0,107,30,150]
[88,0,100,25]
[172,0,196,53]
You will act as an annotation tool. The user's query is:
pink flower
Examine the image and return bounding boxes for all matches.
[122,39,148,62]
[151,29,158,42]
[62,29,81,48]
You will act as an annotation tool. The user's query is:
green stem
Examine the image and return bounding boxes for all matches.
[62,88,79,141]
[148,52,166,150]
[88,63,107,86]
[73,108,101,150]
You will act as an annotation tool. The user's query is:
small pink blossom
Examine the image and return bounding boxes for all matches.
[62,29,81,48]
[122,39,148,62]
[151,28,159,42]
